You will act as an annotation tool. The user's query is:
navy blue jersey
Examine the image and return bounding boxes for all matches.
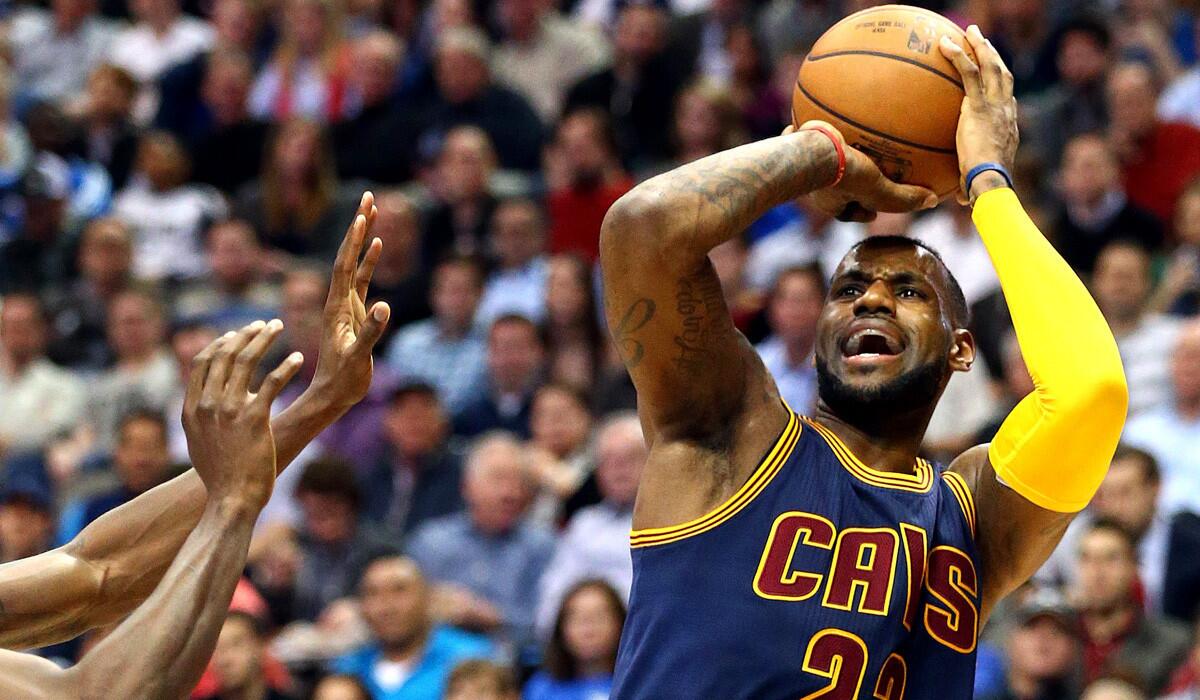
[613,409,981,700]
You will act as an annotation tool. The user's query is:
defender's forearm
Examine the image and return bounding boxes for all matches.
[0,392,336,649]
[973,187,1128,512]
[66,499,259,699]
[616,131,838,256]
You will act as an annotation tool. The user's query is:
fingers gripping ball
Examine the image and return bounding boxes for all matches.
[793,4,975,198]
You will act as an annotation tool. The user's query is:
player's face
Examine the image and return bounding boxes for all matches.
[815,245,965,423]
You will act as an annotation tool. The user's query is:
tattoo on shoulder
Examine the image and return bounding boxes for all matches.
[615,298,656,369]
[673,272,725,374]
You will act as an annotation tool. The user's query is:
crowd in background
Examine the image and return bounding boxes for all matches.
[0,0,1199,697]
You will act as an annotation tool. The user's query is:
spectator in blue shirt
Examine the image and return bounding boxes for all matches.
[754,264,824,415]
[333,555,493,700]
[525,579,626,700]
[453,315,546,439]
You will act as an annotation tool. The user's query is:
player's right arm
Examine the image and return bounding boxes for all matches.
[0,323,301,699]
[601,130,936,528]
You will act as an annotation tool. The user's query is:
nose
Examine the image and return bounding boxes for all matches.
[853,280,896,317]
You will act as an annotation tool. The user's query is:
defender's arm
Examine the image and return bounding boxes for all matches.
[0,195,389,650]
[602,130,934,529]
[941,30,1128,619]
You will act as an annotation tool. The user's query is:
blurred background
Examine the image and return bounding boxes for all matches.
[0,0,1198,697]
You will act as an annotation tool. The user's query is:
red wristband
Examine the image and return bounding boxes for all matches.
[801,125,846,187]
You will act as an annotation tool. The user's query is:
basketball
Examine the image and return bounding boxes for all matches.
[793,5,972,198]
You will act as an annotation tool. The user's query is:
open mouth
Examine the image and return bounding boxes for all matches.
[841,327,904,361]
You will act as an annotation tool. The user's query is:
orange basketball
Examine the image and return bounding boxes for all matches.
[793,5,971,198]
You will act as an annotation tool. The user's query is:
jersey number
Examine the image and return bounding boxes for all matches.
[799,629,907,700]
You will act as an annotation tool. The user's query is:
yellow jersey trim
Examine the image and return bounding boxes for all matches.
[629,409,802,548]
[800,417,934,493]
[941,471,977,537]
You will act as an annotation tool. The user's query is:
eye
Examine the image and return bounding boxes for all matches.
[897,287,925,299]
[836,284,863,299]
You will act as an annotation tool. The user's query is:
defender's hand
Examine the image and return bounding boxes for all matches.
[788,121,938,223]
[310,192,391,413]
[184,321,303,510]
[938,25,1019,203]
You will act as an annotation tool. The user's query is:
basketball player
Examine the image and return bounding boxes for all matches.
[604,26,1127,699]
[0,197,389,647]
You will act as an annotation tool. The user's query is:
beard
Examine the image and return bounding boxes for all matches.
[815,352,948,429]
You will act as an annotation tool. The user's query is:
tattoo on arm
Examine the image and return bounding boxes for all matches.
[673,272,726,374]
[615,298,656,369]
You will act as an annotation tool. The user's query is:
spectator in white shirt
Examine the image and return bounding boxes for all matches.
[107,0,213,121]
[1158,24,1200,129]
[112,131,227,281]
[1093,240,1182,416]
[0,293,85,457]
[7,0,117,107]
[536,412,644,638]
[755,265,822,415]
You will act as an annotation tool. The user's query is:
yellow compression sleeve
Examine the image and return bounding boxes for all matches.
[972,188,1129,512]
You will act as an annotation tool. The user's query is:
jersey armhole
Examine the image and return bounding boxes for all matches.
[941,471,978,539]
[629,408,803,549]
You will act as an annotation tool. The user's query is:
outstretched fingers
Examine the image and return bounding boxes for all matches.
[203,323,264,407]
[329,192,375,303]
[226,319,285,396]
[939,35,983,102]
[185,334,225,418]
[351,301,391,356]
[355,237,382,303]
[964,24,1012,100]
[256,352,305,410]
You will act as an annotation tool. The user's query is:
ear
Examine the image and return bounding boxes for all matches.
[948,328,975,373]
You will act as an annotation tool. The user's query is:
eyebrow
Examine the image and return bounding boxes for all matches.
[832,269,934,288]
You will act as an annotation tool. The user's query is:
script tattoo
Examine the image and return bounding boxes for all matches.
[673,272,725,374]
[615,298,656,369]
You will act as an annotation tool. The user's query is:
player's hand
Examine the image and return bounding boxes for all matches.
[183,320,303,510]
[787,121,938,223]
[308,192,391,413]
[938,25,1019,204]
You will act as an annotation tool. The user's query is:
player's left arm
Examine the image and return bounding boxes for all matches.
[0,194,391,650]
[941,28,1129,621]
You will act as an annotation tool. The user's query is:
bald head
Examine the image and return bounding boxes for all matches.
[464,433,535,533]
[595,413,646,508]
[1107,62,1159,138]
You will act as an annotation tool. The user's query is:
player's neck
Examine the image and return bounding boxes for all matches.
[812,406,929,474]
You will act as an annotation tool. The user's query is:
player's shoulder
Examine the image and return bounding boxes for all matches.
[946,443,990,494]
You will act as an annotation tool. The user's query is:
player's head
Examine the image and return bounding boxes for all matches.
[815,236,972,429]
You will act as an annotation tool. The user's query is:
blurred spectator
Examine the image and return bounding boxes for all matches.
[333,30,420,184]
[527,383,595,526]
[475,197,548,329]
[1149,179,1200,316]
[1050,134,1164,275]
[536,413,642,636]
[78,64,140,190]
[754,265,823,414]
[976,589,1081,700]
[708,235,765,340]
[311,674,372,700]
[443,659,519,700]
[1021,16,1111,168]
[0,71,31,190]
[333,555,494,700]
[235,118,360,260]
[58,408,172,543]
[1079,677,1148,700]
[362,191,431,344]
[725,23,786,141]
[1162,619,1200,697]
[112,130,227,281]
[249,0,351,122]
[198,612,298,700]
[164,320,218,463]
[988,0,1056,96]
[86,289,177,449]
[174,219,281,330]
[423,127,499,266]
[454,314,545,438]
[0,155,76,293]
[407,433,554,652]
[976,330,1034,444]
[422,26,544,172]
[542,255,604,395]
[491,0,609,122]
[182,50,271,195]
[754,0,840,65]
[565,3,677,166]
[743,206,861,293]
[1091,241,1181,416]
[106,0,214,116]
[384,255,486,414]
[526,579,625,700]
[0,293,86,455]
[362,382,465,537]
[1124,320,1200,516]
[44,218,134,369]
[648,78,744,177]
[1073,519,1191,694]
[277,458,396,622]
[545,109,631,263]
[0,471,56,563]
[1158,22,1200,128]
[1107,61,1200,225]
[7,0,117,107]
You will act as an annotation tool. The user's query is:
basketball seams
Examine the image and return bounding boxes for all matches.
[794,80,957,155]
[804,50,963,90]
